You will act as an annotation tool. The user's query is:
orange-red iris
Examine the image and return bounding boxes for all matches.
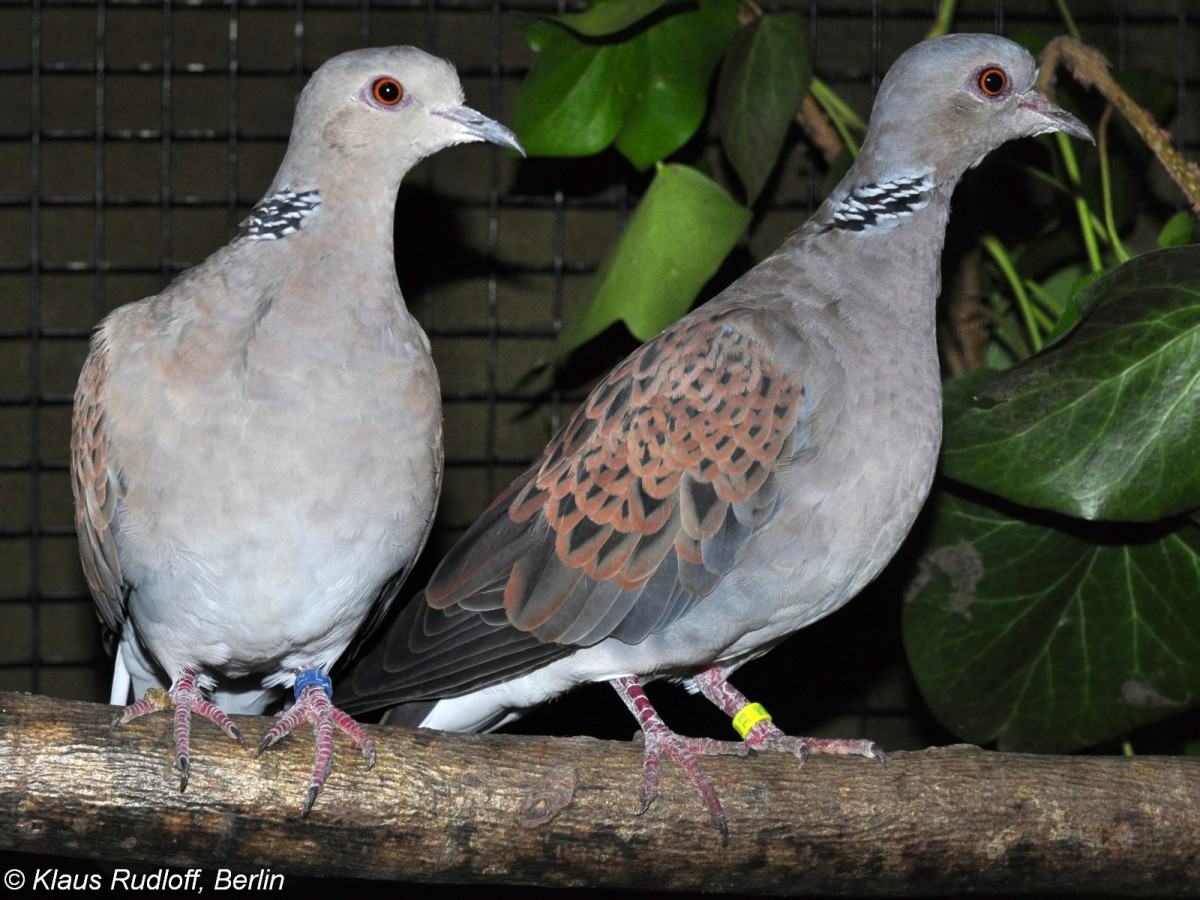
[372,77,404,106]
[978,67,1006,96]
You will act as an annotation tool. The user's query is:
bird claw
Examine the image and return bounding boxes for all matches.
[114,686,173,727]
[634,792,654,817]
[637,723,728,839]
[693,670,882,766]
[255,677,375,815]
[744,725,811,764]
[613,677,731,841]
[302,784,322,819]
[742,720,889,769]
[254,733,276,759]
[175,753,190,793]
[788,735,884,763]
[114,671,243,793]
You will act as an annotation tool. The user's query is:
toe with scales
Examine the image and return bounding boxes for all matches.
[255,668,377,816]
[691,665,886,764]
[115,668,247,792]
[609,668,885,843]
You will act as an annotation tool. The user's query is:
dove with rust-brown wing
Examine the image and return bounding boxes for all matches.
[70,45,523,816]
[339,33,1092,837]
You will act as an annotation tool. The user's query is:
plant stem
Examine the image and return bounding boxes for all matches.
[1097,106,1131,263]
[981,234,1042,352]
[1053,0,1083,41]
[1024,280,1066,332]
[925,0,959,39]
[1056,132,1105,273]
[1020,164,1117,250]
[810,77,863,158]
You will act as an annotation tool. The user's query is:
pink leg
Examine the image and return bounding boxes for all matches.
[256,668,376,816]
[691,666,885,762]
[610,675,747,842]
[116,669,246,791]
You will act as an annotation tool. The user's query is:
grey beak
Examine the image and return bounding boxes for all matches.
[1017,92,1095,143]
[433,105,526,156]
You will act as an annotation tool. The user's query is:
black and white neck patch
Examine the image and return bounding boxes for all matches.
[822,173,934,234]
[239,189,321,241]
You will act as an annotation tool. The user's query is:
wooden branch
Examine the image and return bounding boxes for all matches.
[1,691,1197,894]
[1038,37,1200,213]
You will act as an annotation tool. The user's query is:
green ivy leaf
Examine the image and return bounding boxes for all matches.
[612,0,738,169]
[1158,210,1197,248]
[715,12,811,203]
[942,246,1200,522]
[512,19,629,157]
[513,0,737,166]
[1038,265,1106,345]
[552,0,685,37]
[903,489,1200,752]
[552,163,751,356]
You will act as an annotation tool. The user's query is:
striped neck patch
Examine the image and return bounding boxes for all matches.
[239,189,321,241]
[822,173,934,234]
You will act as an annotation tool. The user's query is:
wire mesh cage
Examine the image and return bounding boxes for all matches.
[0,0,1195,763]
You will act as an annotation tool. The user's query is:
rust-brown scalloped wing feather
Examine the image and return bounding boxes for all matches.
[425,304,806,647]
[71,342,127,637]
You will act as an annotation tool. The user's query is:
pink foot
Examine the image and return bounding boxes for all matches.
[115,669,246,791]
[691,666,886,763]
[611,675,745,842]
[255,668,376,816]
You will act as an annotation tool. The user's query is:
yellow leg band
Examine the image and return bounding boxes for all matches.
[732,702,772,739]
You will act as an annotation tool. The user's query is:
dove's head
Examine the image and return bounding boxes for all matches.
[857,33,1092,185]
[273,45,523,195]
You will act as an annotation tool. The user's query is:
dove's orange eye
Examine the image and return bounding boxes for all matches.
[372,77,404,106]
[978,67,1006,96]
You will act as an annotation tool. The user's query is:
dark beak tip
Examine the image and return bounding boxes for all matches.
[1019,93,1094,144]
[1062,116,1095,145]
[433,105,525,156]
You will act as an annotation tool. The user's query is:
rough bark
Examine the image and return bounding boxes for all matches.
[1,691,1197,895]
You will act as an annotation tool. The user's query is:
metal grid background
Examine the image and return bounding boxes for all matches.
[0,0,1195,755]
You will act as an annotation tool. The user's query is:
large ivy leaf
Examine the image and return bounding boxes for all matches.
[614,0,738,169]
[715,12,811,204]
[942,246,1200,522]
[512,19,628,157]
[513,0,737,166]
[552,163,751,356]
[903,489,1200,752]
[552,0,685,37]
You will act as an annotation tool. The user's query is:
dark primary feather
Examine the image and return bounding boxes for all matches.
[339,587,570,712]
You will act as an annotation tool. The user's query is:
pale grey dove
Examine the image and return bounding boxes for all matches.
[337,33,1092,836]
[71,45,523,814]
